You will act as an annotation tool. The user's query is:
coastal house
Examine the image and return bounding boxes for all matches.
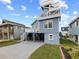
[24,0,61,44]
[61,27,69,36]
[69,16,79,44]
[0,19,25,40]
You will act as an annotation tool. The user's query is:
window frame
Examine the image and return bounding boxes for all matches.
[44,20,53,29]
[48,34,54,40]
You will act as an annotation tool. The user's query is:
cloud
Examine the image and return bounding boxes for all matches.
[59,13,70,29]
[60,11,78,29]
[25,15,37,19]
[33,16,37,18]
[6,5,14,10]
[0,0,12,4]
[59,0,68,9]
[73,11,78,15]
[25,16,30,18]
[21,5,27,11]
[10,13,21,16]
[38,7,41,10]
[61,13,69,21]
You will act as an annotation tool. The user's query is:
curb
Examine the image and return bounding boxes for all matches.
[60,46,65,59]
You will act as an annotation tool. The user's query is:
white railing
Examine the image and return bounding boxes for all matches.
[49,8,60,12]
[40,0,52,6]
[39,10,60,17]
[40,0,60,7]
[40,0,48,3]
[37,13,60,20]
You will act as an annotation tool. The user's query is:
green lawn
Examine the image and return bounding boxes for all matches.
[29,44,62,59]
[0,40,20,47]
[60,39,79,59]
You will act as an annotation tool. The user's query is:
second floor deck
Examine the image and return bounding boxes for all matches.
[37,10,61,20]
[0,23,14,34]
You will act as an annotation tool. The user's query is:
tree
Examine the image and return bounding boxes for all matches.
[59,32,63,38]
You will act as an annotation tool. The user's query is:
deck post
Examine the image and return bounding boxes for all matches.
[2,33,4,40]
[33,33,35,41]
[8,32,10,40]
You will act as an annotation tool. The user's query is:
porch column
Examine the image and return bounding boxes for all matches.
[2,33,4,40]
[8,32,10,40]
[26,33,28,41]
[33,33,35,41]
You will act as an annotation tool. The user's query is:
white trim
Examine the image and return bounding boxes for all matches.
[43,20,53,29]
[48,34,54,40]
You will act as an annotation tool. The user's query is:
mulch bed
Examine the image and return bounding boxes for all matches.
[61,47,71,59]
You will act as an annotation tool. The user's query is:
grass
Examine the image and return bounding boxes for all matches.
[60,39,79,59]
[29,44,62,59]
[0,40,20,47]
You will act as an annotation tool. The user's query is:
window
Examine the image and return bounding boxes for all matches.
[44,21,53,29]
[75,35,78,42]
[49,22,52,28]
[70,25,72,28]
[76,20,79,26]
[49,34,54,40]
[44,23,48,28]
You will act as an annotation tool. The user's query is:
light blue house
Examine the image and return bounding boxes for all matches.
[22,0,61,44]
[69,16,79,44]
[30,0,61,44]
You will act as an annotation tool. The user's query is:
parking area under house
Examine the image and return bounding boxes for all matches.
[23,32,44,42]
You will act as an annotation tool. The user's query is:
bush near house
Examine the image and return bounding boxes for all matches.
[60,39,79,59]
[29,44,62,59]
[0,40,20,47]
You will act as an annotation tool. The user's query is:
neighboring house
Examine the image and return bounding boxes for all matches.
[25,27,33,32]
[0,19,26,40]
[69,16,79,44]
[28,0,61,44]
[61,27,69,36]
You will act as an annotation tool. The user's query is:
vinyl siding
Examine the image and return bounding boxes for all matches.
[32,17,60,44]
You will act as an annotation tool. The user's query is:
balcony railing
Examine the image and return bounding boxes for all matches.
[40,0,52,6]
[40,0,59,6]
[37,12,60,20]
[0,28,14,34]
[40,0,49,3]
[49,7,60,12]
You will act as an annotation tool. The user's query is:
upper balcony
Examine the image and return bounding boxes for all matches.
[40,0,52,6]
[37,11,61,20]
[49,8,60,12]
[40,0,59,6]
[1,27,14,33]
[0,23,14,34]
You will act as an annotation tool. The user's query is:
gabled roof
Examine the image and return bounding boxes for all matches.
[31,16,61,25]
[69,16,79,25]
[31,20,38,25]
[0,23,14,27]
[2,19,25,27]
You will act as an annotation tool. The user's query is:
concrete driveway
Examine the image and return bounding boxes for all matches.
[0,41,44,59]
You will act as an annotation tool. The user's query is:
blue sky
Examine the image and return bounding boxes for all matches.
[0,0,79,28]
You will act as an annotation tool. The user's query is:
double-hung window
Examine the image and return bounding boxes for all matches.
[44,20,53,29]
